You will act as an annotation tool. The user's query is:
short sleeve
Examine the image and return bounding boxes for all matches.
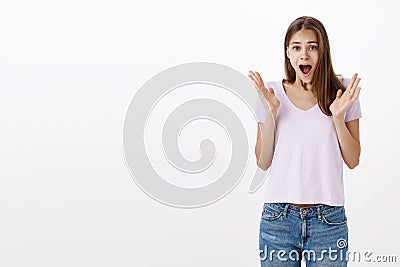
[341,77,363,122]
[344,97,362,122]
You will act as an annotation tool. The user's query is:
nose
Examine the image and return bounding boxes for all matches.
[300,48,309,60]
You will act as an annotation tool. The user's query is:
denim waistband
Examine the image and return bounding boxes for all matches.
[264,202,344,218]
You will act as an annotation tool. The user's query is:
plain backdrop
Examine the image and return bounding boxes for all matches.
[0,0,398,266]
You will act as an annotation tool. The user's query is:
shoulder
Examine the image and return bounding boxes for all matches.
[337,74,352,87]
[265,80,284,99]
[265,80,284,93]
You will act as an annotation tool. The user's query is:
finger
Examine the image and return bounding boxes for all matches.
[248,71,256,79]
[248,71,262,86]
[336,89,342,98]
[248,71,255,80]
[248,71,257,81]
[268,88,275,95]
[248,73,256,84]
[248,73,261,88]
[255,71,265,86]
[348,77,361,96]
[349,81,360,99]
[352,87,361,100]
[348,73,358,90]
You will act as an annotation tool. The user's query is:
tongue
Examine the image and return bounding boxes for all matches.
[302,65,311,74]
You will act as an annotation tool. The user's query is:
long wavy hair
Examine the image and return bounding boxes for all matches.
[284,16,345,116]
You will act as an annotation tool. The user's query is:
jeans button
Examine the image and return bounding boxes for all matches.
[302,209,307,215]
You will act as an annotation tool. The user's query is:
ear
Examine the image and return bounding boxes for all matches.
[286,47,290,58]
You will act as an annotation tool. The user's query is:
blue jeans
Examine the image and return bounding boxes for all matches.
[259,203,348,266]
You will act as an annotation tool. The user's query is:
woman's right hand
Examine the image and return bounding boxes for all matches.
[248,71,280,117]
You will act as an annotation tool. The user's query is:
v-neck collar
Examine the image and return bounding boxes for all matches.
[280,79,318,112]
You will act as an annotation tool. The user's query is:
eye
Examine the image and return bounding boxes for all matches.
[293,46,300,51]
[309,45,318,51]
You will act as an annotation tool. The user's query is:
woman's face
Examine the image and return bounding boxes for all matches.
[286,29,319,84]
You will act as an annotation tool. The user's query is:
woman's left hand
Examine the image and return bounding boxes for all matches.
[329,73,361,120]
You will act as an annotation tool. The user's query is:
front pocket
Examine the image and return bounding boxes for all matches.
[320,208,347,226]
[261,206,283,221]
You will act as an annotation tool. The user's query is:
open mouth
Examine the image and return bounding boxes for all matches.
[299,64,312,75]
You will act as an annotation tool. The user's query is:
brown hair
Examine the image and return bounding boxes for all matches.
[284,16,345,116]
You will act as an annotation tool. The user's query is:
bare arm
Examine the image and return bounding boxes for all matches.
[330,73,362,169]
[248,71,280,171]
[334,118,360,169]
[255,112,276,171]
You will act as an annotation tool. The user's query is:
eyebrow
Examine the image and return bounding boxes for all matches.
[290,41,319,45]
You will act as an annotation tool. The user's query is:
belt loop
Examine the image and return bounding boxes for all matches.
[283,204,289,217]
[317,206,321,220]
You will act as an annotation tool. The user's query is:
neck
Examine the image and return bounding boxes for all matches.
[294,78,313,91]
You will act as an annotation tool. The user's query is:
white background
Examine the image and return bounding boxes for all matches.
[0,0,399,266]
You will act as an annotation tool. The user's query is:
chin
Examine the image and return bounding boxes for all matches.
[297,73,313,84]
[301,77,313,84]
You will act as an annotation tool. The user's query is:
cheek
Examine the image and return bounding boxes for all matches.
[288,55,299,68]
[311,52,319,61]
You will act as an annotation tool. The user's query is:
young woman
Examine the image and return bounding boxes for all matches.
[249,16,362,266]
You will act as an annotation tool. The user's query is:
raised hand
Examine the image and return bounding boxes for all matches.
[329,73,361,120]
[248,71,280,117]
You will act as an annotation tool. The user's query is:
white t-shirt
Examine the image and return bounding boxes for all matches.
[254,78,362,206]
